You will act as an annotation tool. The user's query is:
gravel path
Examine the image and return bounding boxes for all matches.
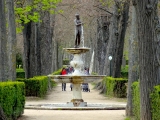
[18,83,126,120]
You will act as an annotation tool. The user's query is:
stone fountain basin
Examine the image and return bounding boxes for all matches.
[48,75,106,84]
[64,48,90,54]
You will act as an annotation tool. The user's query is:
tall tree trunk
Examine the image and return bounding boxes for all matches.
[0,0,8,81]
[103,2,119,77]
[23,22,32,78]
[51,15,56,72]
[103,0,129,78]
[23,12,53,78]
[126,3,139,116]
[97,16,109,75]
[53,38,58,71]
[136,0,160,120]
[112,0,130,77]
[6,0,17,80]
[38,11,52,75]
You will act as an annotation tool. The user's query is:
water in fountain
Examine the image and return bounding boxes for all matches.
[81,26,84,47]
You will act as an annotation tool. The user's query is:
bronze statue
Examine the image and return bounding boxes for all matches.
[74,14,83,48]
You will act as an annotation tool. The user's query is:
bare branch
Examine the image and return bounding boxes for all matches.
[93,5,113,15]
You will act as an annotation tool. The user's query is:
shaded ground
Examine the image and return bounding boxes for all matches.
[18,83,127,120]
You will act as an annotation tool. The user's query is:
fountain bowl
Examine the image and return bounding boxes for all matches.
[48,75,106,84]
[63,48,90,54]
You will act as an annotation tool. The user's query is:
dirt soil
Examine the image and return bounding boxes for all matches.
[18,83,126,120]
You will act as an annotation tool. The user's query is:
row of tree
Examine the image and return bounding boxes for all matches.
[54,1,160,120]
[0,0,160,120]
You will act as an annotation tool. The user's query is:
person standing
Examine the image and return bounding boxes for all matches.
[61,68,67,91]
[70,83,73,91]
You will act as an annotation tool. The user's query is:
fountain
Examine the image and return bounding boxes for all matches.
[48,47,105,107]
[48,14,105,107]
[25,14,126,110]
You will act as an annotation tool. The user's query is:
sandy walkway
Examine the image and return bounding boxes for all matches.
[18,83,126,120]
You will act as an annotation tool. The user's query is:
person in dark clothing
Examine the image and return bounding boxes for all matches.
[62,83,66,91]
[70,83,73,91]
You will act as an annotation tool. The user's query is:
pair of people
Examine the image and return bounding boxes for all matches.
[61,68,67,91]
[61,67,74,91]
[82,83,90,92]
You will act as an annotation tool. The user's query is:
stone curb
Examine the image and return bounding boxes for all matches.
[25,103,126,110]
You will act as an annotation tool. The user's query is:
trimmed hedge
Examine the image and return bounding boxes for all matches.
[0,82,25,120]
[151,85,160,120]
[16,71,25,78]
[132,82,140,120]
[121,65,128,78]
[16,69,25,78]
[17,76,48,97]
[132,82,160,120]
[104,77,128,98]
[52,68,63,75]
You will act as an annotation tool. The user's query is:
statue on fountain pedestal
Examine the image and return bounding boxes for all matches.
[74,14,83,48]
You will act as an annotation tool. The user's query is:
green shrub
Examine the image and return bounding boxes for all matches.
[132,82,160,120]
[0,82,25,120]
[151,85,160,120]
[16,52,23,68]
[16,69,25,78]
[121,65,128,78]
[52,68,62,75]
[50,80,57,88]
[17,76,48,97]
[132,82,140,120]
[16,71,25,78]
[104,77,128,98]
[63,59,70,65]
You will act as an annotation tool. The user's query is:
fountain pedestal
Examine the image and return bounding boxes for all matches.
[48,48,105,107]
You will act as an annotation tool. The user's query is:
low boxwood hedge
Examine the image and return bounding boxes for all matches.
[132,82,160,120]
[104,77,128,98]
[132,82,140,120]
[16,69,25,78]
[17,76,48,97]
[150,85,160,120]
[0,82,25,120]
[52,68,63,75]
[121,65,129,78]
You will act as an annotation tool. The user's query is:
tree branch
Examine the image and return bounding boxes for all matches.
[93,5,113,15]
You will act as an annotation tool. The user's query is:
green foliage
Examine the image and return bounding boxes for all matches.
[99,0,114,7]
[51,80,57,88]
[124,117,135,120]
[52,68,62,75]
[15,0,62,32]
[63,59,70,65]
[16,52,23,68]
[132,82,160,120]
[104,77,128,98]
[132,82,140,120]
[17,76,48,97]
[16,69,24,72]
[16,69,25,78]
[150,85,160,120]
[0,82,25,119]
[121,65,128,78]
[124,117,131,120]
[91,72,98,75]
[121,65,129,72]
